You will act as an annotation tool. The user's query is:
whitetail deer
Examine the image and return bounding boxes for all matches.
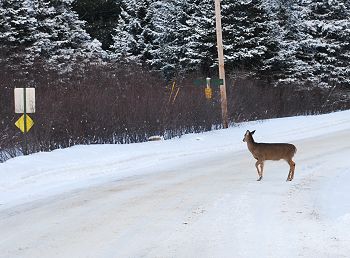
[243,130,297,181]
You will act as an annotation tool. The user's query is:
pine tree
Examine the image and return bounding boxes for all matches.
[72,0,121,50]
[177,0,199,72]
[0,0,38,65]
[182,0,217,75]
[112,0,193,78]
[146,0,191,78]
[271,0,307,82]
[222,0,278,75]
[134,0,155,63]
[295,0,350,87]
[0,0,104,71]
[45,0,104,66]
[110,3,134,59]
[111,0,154,64]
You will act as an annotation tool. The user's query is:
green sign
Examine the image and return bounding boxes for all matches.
[194,78,224,86]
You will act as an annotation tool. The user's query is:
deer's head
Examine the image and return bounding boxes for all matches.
[243,130,255,142]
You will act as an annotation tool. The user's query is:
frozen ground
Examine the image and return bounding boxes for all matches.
[1,110,350,257]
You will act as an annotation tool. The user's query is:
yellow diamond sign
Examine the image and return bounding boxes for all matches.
[205,87,213,99]
[15,114,34,133]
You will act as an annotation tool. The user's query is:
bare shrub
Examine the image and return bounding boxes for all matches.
[226,74,349,122]
[0,60,222,161]
[0,58,348,162]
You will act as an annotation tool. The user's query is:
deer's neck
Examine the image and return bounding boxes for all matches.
[246,135,257,154]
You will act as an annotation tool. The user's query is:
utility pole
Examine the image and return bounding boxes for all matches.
[214,0,228,128]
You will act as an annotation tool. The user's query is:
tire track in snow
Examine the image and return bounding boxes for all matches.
[1,130,350,257]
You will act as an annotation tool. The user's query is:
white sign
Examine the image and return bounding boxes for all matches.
[14,88,36,113]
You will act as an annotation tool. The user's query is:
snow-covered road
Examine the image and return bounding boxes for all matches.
[1,126,350,257]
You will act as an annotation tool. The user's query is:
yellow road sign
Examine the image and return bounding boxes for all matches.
[205,87,213,99]
[15,114,34,133]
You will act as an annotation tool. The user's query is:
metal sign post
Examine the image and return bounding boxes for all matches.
[23,86,28,155]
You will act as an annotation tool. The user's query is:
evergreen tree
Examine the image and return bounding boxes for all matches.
[271,0,307,82]
[72,0,121,50]
[44,0,104,66]
[177,0,199,72]
[0,0,104,71]
[112,0,193,78]
[222,0,278,75]
[110,2,134,59]
[182,0,217,74]
[296,0,350,87]
[136,0,156,63]
[146,0,191,78]
[0,0,38,65]
[111,0,154,64]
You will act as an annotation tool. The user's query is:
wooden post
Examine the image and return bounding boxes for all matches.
[214,0,228,128]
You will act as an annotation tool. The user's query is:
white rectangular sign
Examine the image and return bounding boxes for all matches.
[14,88,36,113]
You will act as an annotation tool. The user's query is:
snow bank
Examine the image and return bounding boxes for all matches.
[1,110,350,209]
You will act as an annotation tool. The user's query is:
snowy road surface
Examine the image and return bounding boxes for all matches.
[1,111,350,257]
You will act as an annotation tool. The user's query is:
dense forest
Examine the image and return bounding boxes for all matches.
[1,0,350,85]
[0,0,349,161]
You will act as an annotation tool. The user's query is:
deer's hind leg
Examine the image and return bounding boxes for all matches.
[286,159,296,181]
[255,160,264,181]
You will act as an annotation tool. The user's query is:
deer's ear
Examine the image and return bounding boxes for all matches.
[251,130,256,135]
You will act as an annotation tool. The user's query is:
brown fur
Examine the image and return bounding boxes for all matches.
[243,130,297,181]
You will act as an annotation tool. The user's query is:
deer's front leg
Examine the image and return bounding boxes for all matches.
[255,160,263,181]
